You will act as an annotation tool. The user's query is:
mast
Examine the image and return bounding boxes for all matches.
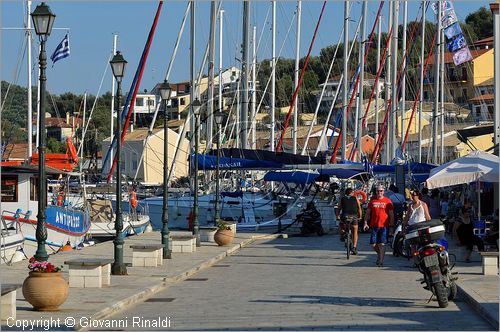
[432,1,441,164]
[27,0,33,158]
[384,1,393,164]
[80,93,87,172]
[218,8,224,117]
[271,1,276,152]
[293,0,302,154]
[440,24,445,163]
[390,0,399,161]
[375,14,381,147]
[110,34,117,172]
[341,1,349,160]
[401,0,407,148]
[418,1,426,163]
[207,0,217,152]
[355,0,367,161]
[240,1,250,149]
[251,25,257,149]
[190,0,196,148]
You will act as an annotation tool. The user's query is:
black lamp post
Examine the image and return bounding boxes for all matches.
[192,98,202,247]
[31,2,55,262]
[213,111,225,224]
[110,51,128,275]
[158,80,172,259]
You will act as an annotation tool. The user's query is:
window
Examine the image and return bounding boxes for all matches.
[180,98,185,106]
[147,99,155,107]
[136,98,144,107]
[30,177,39,201]
[1,175,18,202]
[461,67,467,80]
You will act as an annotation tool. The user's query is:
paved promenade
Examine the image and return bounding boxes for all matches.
[0,230,498,331]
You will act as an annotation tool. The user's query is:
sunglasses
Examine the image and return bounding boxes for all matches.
[377,190,384,192]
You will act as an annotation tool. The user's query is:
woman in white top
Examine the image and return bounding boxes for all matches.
[403,190,431,230]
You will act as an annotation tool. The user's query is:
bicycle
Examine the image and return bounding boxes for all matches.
[343,216,358,260]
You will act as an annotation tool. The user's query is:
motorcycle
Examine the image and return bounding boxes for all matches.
[392,219,411,258]
[406,220,458,308]
[295,205,324,236]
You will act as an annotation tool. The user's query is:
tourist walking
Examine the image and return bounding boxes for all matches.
[363,185,394,267]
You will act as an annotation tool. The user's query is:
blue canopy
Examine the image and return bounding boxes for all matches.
[196,154,283,170]
[264,171,320,184]
[319,168,370,180]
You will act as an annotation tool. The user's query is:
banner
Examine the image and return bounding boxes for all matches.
[453,47,473,66]
[444,22,462,39]
[446,33,467,52]
[441,9,458,28]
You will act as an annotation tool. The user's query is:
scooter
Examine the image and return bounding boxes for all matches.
[295,208,324,236]
[406,220,458,308]
[392,220,411,258]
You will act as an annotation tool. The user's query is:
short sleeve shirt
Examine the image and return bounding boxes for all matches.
[367,196,394,228]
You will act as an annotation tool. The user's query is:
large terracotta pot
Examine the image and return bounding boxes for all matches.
[214,229,234,246]
[23,272,69,311]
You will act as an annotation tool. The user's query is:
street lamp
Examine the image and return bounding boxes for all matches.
[213,110,225,224]
[31,2,55,262]
[192,98,202,247]
[158,80,172,259]
[110,51,128,275]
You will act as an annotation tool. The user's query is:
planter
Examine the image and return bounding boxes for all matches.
[22,272,69,311]
[199,227,218,242]
[214,229,234,246]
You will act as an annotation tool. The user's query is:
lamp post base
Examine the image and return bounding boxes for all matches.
[111,263,128,275]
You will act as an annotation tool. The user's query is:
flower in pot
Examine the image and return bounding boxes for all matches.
[22,257,69,311]
[213,220,234,246]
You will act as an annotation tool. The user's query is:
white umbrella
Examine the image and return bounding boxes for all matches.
[426,150,499,189]
[426,150,499,220]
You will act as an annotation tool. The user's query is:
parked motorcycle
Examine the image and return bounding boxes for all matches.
[392,219,411,258]
[295,203,324,236]
[406,220,458,308]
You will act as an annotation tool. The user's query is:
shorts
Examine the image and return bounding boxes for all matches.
[370,227,389,245]
[341,216,359,225]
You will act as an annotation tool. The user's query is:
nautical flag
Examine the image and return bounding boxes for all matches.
[444,22,462,40]
[446,33,467,52]
[453,47,473,66]
[50,34,70,66]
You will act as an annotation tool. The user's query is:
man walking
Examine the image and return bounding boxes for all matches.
[363,185,394,267]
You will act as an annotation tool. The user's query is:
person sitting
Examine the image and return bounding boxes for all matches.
[302,201,321,221]
[336,188,362,255]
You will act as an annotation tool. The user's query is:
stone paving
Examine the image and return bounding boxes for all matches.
[107,233,495,331]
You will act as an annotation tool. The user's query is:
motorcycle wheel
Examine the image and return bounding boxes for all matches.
[448,281,458,301]
[433,282,449,308]
[317,225,324,236]
[393,235,403,257]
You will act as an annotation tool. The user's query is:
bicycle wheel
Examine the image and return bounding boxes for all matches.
[346,229,351,260]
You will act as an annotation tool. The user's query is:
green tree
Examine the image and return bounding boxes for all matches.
[465,7,493,41]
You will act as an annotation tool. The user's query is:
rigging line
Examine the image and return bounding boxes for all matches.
[245,9,297,141]
[402,30,437,152]
[331,1,385,163]
[1,37,27,111]
[77,54,112,156]
[301,25,345,155]
[276,1,328,152]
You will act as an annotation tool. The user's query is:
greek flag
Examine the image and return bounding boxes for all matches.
[50,34,70,66]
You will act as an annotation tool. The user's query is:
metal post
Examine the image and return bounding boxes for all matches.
[112,78,127,275]
[34,38,48,262]
[110,34,117,172]
[27,0,33,158]
[342,1,349,160]
[432,1,442,165]
[161,98,171,259]
[214,122,221,223]
[193,108,200,247]
[418,1,426,163]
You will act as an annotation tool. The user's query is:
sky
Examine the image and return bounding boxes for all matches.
[1,0,492,97]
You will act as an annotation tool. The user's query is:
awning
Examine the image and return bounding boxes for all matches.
[456,125,494,143]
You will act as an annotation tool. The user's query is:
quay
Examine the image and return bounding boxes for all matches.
[0,230,498,331]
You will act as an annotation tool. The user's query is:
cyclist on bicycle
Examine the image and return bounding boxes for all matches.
[337,188,362,255]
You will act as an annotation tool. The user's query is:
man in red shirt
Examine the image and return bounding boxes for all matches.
[363,185,394,267]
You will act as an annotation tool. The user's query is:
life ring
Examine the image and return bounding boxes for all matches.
[353,190,367,204]
[129,191,138,209]
[57,192,65,206]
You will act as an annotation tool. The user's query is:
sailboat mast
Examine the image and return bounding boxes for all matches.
[440,24,445,163]
[27,0,33,158]
[110,34,117,171]
[432,1,441,164]
[401,0,407,148]
[418,1,426,163]
[293,0,302,154]
[384,0,393,164]
[355,0,367,161]
[207,0,217,153]
[271,1,276,152]
[190,0,196,144]
[240,1,250,149]
[219,9,224,118]
[80,93,87,172]
[341,1,349,161]
[390,0,399,162]
[251,25,257,149]
[375,14,381,147]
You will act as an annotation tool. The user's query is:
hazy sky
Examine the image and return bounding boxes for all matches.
[1,1,491,97]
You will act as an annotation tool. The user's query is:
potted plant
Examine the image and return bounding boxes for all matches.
[213,220,234,246]
[22,257,69,311]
